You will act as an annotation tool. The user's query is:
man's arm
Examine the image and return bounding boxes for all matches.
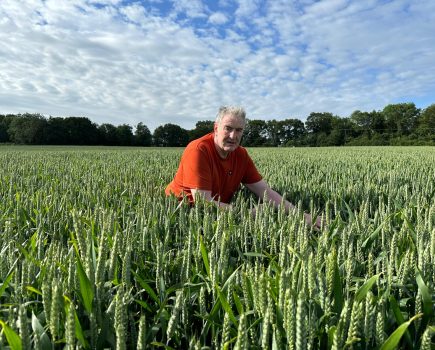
[245,180,296,212]
[245,180,321,228]
[191,188,232,209]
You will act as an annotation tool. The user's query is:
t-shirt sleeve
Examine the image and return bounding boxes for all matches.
[181,145,213,190]
[242,152,262,184]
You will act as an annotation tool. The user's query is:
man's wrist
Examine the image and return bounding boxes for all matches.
[286,202,296,213]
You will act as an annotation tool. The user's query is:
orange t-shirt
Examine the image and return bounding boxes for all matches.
[165,133,262,203]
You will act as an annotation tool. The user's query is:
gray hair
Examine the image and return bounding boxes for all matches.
[215,106,246,124]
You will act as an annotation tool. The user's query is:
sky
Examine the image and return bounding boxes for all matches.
[1,0,435,131]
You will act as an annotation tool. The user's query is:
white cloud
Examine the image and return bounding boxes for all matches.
[235,0,260,18]
[119,3,148,24]
[208,12,229,25]
[171,0,207,19]
[0,0,434,131]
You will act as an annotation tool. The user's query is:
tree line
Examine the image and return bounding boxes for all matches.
[1,102,434,147]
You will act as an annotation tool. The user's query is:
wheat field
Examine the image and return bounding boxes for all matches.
[0,145,434,349]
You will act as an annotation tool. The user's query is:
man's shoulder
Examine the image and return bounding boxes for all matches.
[182,133,214,159]
[234,145,249,157]
[188,133,214,150]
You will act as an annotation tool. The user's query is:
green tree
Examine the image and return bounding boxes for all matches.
[44,117,69,144]
[0,115,12,143]
[98,123,118,145]
[266,119,281,146]
[242,119,268,146]
[189,120,214,142]
[350,110,385,135]
[62,117,99,145]
[134,122,152,146]
[7,113,47,144]
[116,124,134,146]
[278,118,306,145]
[327,117,357,146]
[416,104,435,137]
[153,123,189,147]
[350,110,371,135]
[305,112,335,135]
[350,110,385,140]
[305,112,339,146]
[382,102,420,136]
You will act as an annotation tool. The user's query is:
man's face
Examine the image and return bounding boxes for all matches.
[214,114,245,158]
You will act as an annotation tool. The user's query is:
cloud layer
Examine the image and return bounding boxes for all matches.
[1,0,434,131]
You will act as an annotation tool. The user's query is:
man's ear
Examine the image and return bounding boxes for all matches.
[213,122,218,133]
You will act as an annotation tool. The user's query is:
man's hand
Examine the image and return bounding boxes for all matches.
[250,203,264,218]
[246,180,324,229]
[191,188,232,209]
[304,212,323,230]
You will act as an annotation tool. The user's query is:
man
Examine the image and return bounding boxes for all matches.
[165,106,321,227]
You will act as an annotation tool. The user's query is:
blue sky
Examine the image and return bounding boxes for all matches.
[1,0,435,131]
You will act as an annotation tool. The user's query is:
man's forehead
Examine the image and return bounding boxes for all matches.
[221,114,245,126]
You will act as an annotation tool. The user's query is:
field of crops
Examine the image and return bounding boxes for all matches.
[0,145,434,349]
